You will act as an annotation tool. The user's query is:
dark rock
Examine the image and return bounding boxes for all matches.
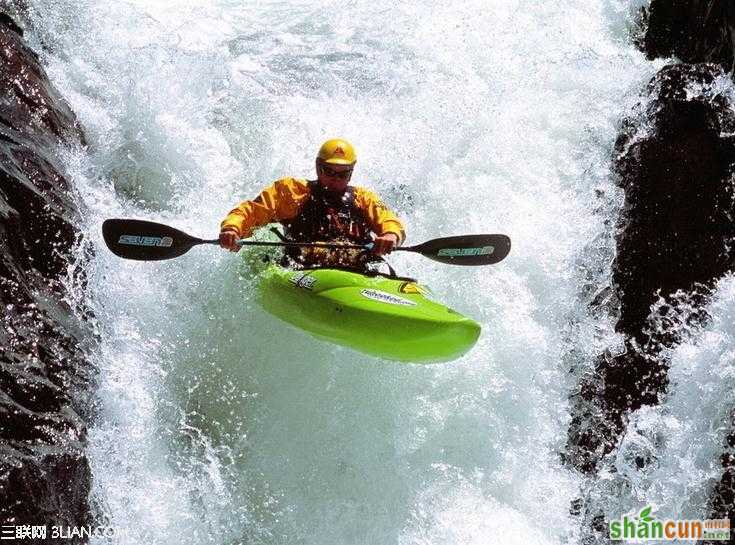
[567,63,735,474]
[637,1,735,530]
[0,13,23,36]
[644,0,735,71]
[614,64,735,342]
[0,12,95,538]
[568,2,735,531]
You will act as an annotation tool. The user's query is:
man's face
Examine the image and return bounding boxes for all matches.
[316,160,354,193]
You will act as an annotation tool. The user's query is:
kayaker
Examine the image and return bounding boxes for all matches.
[219,138,405,269]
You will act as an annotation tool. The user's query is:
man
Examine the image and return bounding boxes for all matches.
[219,138,405,269]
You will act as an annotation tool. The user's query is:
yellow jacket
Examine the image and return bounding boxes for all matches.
[220,177,405,242]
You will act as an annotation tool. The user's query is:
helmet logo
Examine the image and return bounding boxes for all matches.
[333,146,345,157]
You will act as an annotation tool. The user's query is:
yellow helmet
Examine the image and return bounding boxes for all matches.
[317,138,357,165]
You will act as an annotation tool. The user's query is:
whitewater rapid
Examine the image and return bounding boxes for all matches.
[18,0,734,543]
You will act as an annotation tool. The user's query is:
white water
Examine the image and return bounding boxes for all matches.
[19,0,735,543]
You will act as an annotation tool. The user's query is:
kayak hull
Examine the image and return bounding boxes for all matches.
[257,266,480,363]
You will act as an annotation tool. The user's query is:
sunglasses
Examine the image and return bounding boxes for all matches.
[319,163,353,179]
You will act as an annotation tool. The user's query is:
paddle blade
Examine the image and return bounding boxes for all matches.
[405,234,511,266]
[102,219,202,261]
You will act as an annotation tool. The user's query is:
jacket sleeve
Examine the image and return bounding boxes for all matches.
[220,178,307,238]
[355,188,406,244]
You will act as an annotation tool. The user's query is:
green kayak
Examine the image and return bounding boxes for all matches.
[256,265,481,363]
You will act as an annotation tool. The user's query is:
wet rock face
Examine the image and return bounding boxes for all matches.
[0,14,94,531]
[613,63,735,341]
[568,0,735,531]
[644,0,735,71]
[622,5,735,526]
[567,62,735,475]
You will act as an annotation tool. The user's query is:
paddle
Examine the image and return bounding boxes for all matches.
[102,219,511,266]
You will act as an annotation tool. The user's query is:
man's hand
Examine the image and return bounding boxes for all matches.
[372,233,399,256]
[219,229,240,252]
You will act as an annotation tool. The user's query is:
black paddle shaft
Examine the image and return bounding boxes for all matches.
[102,219,511,265]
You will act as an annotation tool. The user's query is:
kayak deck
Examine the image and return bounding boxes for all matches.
[257,266,480,363]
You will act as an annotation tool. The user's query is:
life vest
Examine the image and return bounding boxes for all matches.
[280,181,374,266]
[282,181,372,244]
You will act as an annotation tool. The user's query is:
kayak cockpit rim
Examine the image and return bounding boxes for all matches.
[293,265,417,283]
